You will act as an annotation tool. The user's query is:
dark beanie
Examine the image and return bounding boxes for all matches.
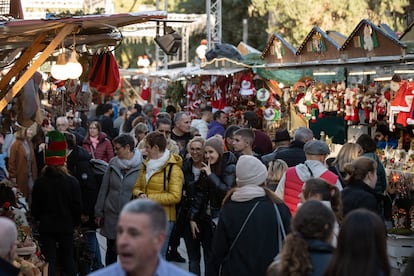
[205,137,224,156]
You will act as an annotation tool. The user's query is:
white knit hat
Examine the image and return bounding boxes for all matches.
[236,155,268,187]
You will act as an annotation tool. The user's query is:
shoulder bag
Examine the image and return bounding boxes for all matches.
[219,201,260,276]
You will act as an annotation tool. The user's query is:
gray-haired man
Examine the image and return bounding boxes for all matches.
[89,199,194,276]
[0,217,19,275]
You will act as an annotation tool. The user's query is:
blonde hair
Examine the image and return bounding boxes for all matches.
[186,136,206,152]
[14,128,27,140]
[267,159,288,183]
[332,143,363,172]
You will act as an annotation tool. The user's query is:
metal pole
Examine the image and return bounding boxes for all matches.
[242,18,248,43]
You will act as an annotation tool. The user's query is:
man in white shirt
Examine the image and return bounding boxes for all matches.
[191,106,212,139]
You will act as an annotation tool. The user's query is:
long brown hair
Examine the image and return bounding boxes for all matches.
[324,209,390,276]
[303,178,343,224]
[279,200,335,276]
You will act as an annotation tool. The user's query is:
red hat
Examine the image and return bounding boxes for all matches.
[45,130,67,166]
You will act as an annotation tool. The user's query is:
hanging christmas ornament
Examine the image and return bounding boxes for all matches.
[256,88,270,102]
[264,107,276,121]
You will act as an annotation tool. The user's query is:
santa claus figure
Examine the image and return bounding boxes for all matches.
[344,88,359,123]
[239,74,256,97]
[389,74,414,130]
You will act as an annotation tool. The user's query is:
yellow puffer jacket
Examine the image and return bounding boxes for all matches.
[133,152,183,221]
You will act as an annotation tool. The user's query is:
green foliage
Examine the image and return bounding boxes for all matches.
[115,37,153,69]
[110,0,412,67]
[253,0,410,47]
[166,81,186,105]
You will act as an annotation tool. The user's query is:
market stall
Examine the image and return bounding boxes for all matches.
[0,10,169,275]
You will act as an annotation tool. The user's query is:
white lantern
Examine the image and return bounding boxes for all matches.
[50,52,69,80]
[66,49,83,79]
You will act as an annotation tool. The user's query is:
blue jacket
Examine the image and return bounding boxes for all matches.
[88,257,195,276]
[307,239,334,276]
[207,121,225,138]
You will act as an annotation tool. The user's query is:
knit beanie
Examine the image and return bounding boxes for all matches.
[236,155,267,187]
[45,130,67,166]
[205,137,224,156]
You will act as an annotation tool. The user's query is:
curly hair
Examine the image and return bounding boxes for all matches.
[279,200,335,276]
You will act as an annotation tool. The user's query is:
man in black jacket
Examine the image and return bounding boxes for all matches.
[270,127,314,167]
[123,104,142,133]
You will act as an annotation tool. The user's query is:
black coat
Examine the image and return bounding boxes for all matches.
[341,180,381,217]
[272,140,306,167]
[66,146,99,228]
[124,111,141,133]
[31,167,82,234]
[189,152,236,220]
[0,257,19,276]
[208,196,291,276]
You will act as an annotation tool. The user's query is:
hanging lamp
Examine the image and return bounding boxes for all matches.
[66,33,83,79]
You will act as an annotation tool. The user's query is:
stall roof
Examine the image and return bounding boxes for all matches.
[261,33,297,58]
[296,26,342,55]
[0,11,167,59]
[0,10,167,111]
[190,67,246,76]
[340,19,405,50]
[147,65,246,80]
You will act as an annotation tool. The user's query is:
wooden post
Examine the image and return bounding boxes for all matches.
[0,23,76,112]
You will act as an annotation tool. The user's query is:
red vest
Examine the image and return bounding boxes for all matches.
[284,167,338,215]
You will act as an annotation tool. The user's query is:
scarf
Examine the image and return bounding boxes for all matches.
[90,136,99,149]
[231,185,266,202]
[116,149,142,170]
[145,150,170,183]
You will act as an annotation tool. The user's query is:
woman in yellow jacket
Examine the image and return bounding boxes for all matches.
[133,131,184,257]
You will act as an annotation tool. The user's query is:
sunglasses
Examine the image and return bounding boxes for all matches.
[67,117,74,119]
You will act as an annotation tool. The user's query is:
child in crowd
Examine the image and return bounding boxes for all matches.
[266,159,288,191]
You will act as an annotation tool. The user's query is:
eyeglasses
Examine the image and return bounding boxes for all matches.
[158,130,171,135]
[190,147,202,152]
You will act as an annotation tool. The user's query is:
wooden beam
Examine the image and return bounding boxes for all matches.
[0,23,76,112]
[0,34,47,97]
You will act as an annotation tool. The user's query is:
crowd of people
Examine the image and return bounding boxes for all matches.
[0,101,410,276]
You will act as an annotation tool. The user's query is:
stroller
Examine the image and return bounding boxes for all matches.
[73,228,103,275]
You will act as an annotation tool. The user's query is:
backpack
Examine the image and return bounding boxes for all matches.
[89,159,108,186]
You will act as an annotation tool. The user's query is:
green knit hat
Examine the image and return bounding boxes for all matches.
[45,130,67,166]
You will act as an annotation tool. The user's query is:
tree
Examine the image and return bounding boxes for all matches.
[252,0,409,47]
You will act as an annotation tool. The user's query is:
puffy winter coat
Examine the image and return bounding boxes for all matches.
[133,152,184,221]
[82,132,114,162]
[94,151,142,239]
[189,152,237,220]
